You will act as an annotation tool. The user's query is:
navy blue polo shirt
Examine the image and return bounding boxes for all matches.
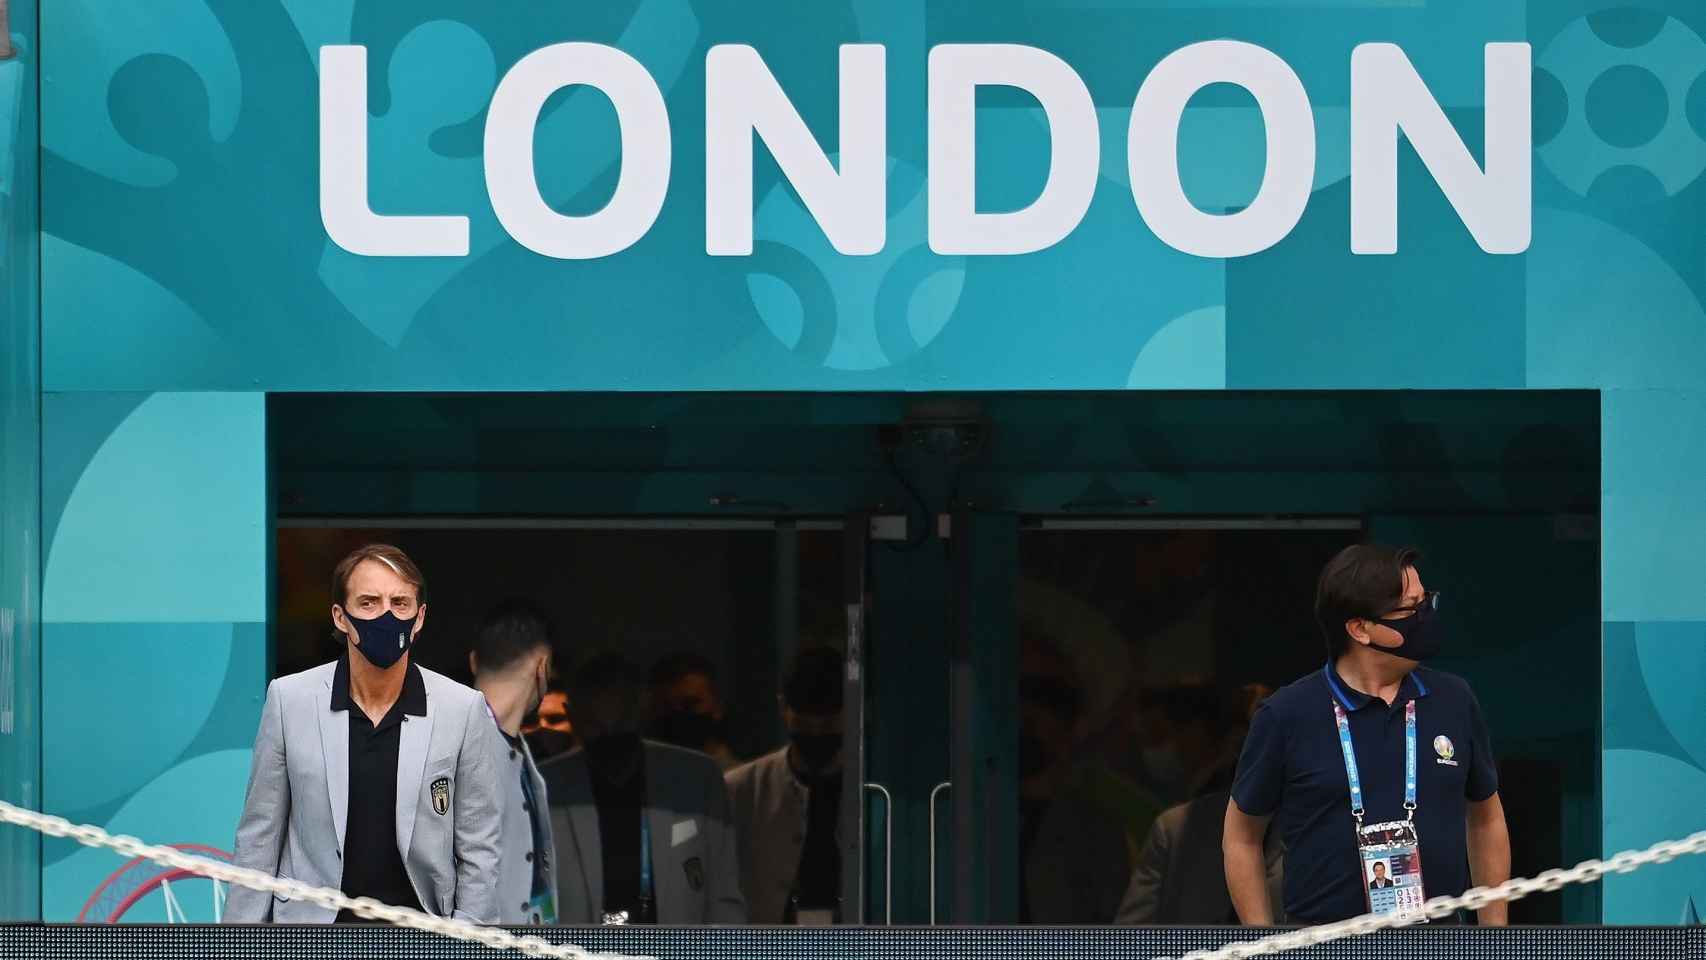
[1231,664,1498,923]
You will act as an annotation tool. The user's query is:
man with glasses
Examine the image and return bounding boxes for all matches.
[1223,544,1510,926]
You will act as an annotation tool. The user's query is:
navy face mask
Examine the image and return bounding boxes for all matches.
[1370,592,1441,662]
[343,609,419,669]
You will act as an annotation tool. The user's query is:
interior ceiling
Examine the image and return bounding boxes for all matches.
[272,391,1599,478]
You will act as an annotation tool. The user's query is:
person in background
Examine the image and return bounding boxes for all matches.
[227,544,502,924]
[541,654,746,925]
[469,599,560,925]
[1136,683,1240,804]
[648,652,742,770]
[1116,684,1283,925]
[725,647,846,924]
[526,688,579,761]
[1018,632,1136,924]
[1224,545,1510,926]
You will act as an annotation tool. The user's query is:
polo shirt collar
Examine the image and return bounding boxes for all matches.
[1324,661,1429,712]
[330,652,428,716]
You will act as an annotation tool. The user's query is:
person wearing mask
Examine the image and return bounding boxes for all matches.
[648,652,741,771]
[1135,683,1239,804]
[1017,633,1137,924]
[525,688,578,761]
[1116,685,1283,925]
[227,544,503,923]
[468,599,560,925]
[541,654,746,924]
[1224,545,1510,926]
[725,647,846,924]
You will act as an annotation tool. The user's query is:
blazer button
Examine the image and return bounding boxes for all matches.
[510,751,518,761]
[525,851,534,862]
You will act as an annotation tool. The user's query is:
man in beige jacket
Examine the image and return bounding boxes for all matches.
[725,648,845,924]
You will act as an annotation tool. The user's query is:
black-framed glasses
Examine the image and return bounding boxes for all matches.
[1376,591,1439,625]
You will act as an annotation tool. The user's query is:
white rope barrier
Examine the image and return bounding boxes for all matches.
[4,798,1704,960]
[0,799,652,960]
[1165,828,1706,960]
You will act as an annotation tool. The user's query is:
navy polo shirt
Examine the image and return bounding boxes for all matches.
[1231,664,1498,924]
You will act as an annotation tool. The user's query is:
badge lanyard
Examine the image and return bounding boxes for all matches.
[1332,698,1416,823]
[1333,693,1429,918]
[639,812,655,913]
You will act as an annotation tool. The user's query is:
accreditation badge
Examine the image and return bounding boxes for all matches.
[526,891,557,926]
[1357,818,1427,918]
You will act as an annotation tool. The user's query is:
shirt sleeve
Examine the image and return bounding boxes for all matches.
[1464,686,1499,802]
[1231,702,1287,817]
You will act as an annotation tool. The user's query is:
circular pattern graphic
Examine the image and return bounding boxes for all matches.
[746,157,966,372]
[1537,9,1706,197]
[1586,64,1670,148]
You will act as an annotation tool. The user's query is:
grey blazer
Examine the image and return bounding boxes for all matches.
[1115,790,1286,925]
[225,661,505,924]
[492,724,558,923]
[725,747,837,924]
[541,740,747,925]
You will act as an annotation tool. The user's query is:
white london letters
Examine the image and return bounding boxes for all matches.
[319,40,1531,260]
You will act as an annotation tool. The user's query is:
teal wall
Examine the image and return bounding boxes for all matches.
[8,0,1706,924]
[0,0,40,921]
[38,393,267,920]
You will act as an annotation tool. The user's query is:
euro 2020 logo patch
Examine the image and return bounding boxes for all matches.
[431,777,451,816]
[1433,735,1458,767]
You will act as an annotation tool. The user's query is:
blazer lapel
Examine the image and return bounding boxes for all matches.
[396,689,434,858]
[647,794,677,922]
[563,756,603,918]
[522,739,555,884]
[318,676,350,851]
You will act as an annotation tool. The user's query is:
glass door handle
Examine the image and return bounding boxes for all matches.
[862,783,893,924]
[929,781,951,925]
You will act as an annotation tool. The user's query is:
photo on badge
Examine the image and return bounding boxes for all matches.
[1357,819,1428,919]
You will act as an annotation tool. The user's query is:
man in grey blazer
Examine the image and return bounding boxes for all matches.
[541,654,746,925]
[226,545,504,924]
[470,599,560,924]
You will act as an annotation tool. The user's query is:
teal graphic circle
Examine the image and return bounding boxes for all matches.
[1588,7,1667,48]
[1688,70,1706,140]
[1533,66,1570,147]
[1587,64,1670,148]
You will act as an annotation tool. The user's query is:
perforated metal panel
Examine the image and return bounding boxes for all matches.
[1,925,1701,960]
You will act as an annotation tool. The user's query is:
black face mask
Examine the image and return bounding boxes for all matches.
[651,710,721,751]
[526,729,577,761]
[790,732,842,772]
[1370,592,1442,662]
[343,609,418,669]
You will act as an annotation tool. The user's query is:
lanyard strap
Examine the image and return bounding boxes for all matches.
[1331,698,1418,822]
[639,812,654,902]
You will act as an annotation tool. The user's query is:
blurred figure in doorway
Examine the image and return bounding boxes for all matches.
[526,688,578,761]
[726,646,846,924]
[1117,684,1284,925]
[648,652,742,771]
[1018,632,1138,924]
